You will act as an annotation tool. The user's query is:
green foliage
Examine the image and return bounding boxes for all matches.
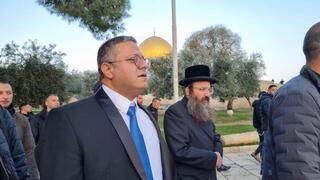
[148,57,175,99]
[179,25,265,109]
[37,0,131,39]
[81,70,99,96]
[235,53,265,103]
[0,40,67,106]
[65,70,99,99]
[65,70,84,96]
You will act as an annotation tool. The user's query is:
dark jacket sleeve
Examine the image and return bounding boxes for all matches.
[2,109,29,180]
[164,107,217,170]
[35,108,83,180]
[270,91,320,180]
[261,97,272,131]
[212,123,223,157]
[32,116,40,145]
[28,115,38,144]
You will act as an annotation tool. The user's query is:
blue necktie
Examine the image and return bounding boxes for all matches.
[127,105,153,180]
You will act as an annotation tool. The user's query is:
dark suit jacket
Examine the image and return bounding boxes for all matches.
[35,88,174,180]
[164,97,222,180]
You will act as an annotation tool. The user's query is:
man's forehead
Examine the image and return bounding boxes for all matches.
[47,95,58,100]
[114,41,140,56]
[0,83,12,91]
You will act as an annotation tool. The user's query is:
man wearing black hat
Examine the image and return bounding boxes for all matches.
[164,64,223,180]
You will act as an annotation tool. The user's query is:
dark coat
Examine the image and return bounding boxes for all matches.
[0,107,29,180]
[259,93,275,179]
[164,97,223,180]
[35,88,174,180]
[252,99,262,132]
[147,104,158,122]
[14,113,39,180]
[6,106,39,180]
[32,109,47,144]
[260,93,273,132]
[270,65,320,180]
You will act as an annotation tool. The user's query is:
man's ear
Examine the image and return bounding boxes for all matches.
[101,63,114,79]
[45,100,49,107]
[185,87,190,97]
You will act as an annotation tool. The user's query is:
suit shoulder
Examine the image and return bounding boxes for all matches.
[166,100,184,112]
[58,95,97,112]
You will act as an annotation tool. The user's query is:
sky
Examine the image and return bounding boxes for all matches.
[1,0,319,82]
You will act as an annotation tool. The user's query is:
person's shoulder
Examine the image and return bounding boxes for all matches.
[0,107,15,128]
[0,107,6,119]
[13,113,29,123]
[166,99,184,110]
[278,75,317,97]
[165,98,187,117]
[273,75,320,109]
[54,95,97,114]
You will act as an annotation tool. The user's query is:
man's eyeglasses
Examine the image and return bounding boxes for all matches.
[105,55,148,67]
[191,86,213,93]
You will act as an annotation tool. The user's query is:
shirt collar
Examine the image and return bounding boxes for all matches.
[102,84,138,113]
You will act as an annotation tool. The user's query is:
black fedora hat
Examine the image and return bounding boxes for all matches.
[179,65,217,86]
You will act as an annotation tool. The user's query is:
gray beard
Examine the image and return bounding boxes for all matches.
[187,96,213,123]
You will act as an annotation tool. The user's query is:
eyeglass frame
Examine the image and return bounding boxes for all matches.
[103,54,148,67]
[189,85,214,93]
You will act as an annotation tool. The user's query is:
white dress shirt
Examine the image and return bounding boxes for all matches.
[102,85,163,180]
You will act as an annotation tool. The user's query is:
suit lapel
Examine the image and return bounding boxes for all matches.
[94,89,147,180]
[139,105,160,133]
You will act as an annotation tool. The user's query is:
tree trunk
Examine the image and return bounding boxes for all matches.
[245,96,252,107]
[227,99,234,110]
[226,99,234,116]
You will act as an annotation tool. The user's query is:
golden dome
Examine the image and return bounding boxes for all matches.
[139,36,172,59]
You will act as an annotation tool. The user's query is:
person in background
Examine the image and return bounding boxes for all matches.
[32,94,60,144]
[137,95,144,106]
[147,98,160,122]
[0,78,38,180]
[260,85,277,180]
[0,105,29,180]
[251,91,267,162]
[19,103,34,119]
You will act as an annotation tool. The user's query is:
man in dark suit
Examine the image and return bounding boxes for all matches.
[36,36,174,180]
[164,65,223,180]
[147,98,161,122]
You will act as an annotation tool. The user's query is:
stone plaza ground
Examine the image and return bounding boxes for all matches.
[217,146,261,180]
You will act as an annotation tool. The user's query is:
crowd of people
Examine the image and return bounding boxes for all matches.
[0,21,319,180]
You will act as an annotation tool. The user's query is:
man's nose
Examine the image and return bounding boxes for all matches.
[204,90,210,96]
[1,94,9,99]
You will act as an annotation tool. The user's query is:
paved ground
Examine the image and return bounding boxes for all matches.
[217,151,261,180]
